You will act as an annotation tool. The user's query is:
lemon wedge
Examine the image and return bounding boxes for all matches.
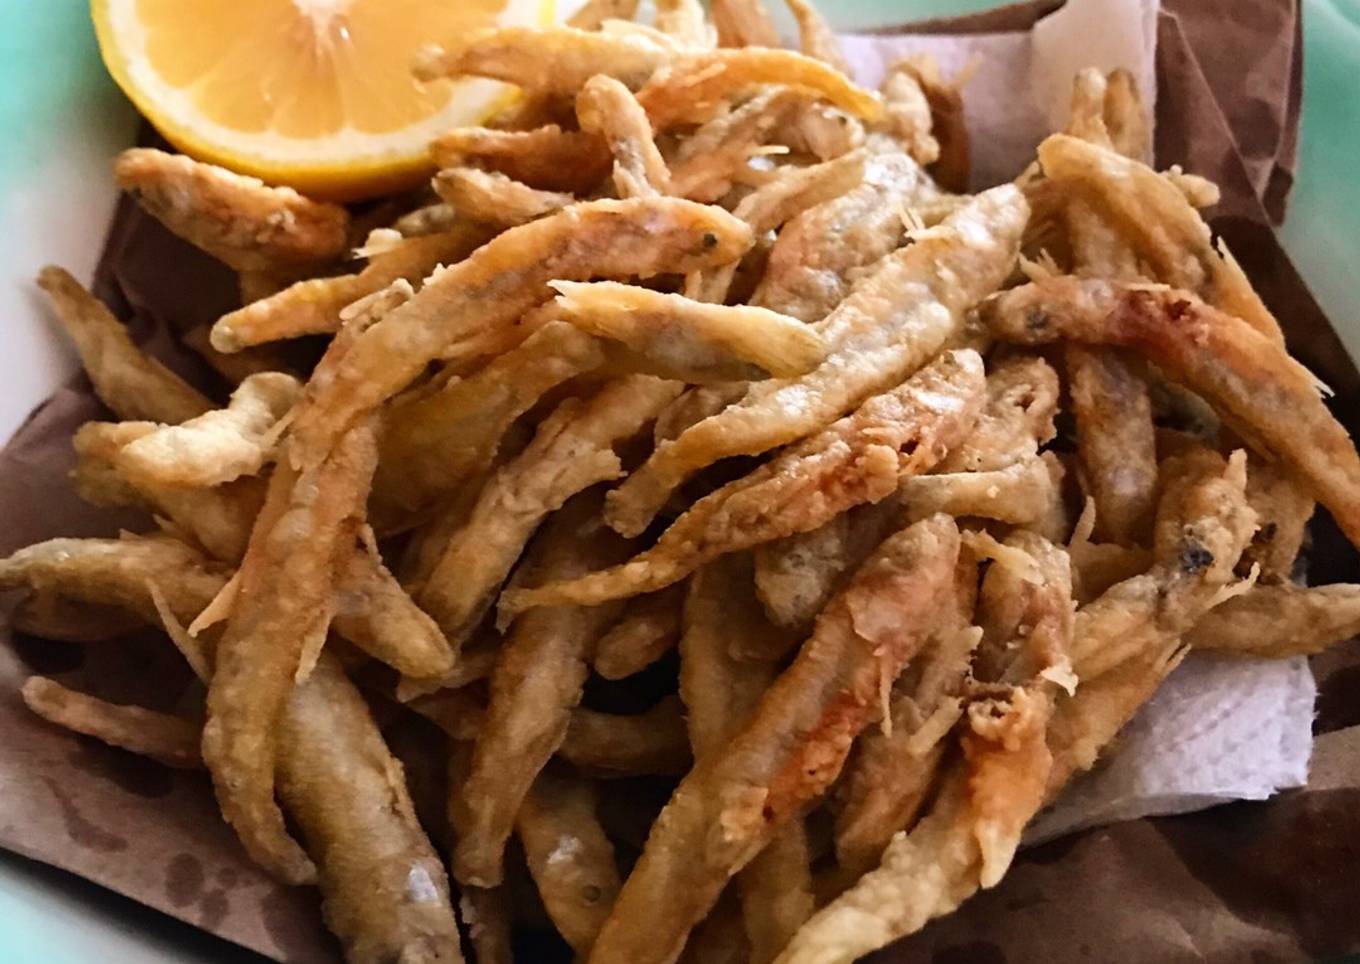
[92,0,552,199]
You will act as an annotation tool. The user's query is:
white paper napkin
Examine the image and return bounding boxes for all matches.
[842,0,1315,832]
[1027,654,1315,841]
[840,0,1158,186]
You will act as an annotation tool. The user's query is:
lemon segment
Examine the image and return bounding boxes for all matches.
[91,0,553,199]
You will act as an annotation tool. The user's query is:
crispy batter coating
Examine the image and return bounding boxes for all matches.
[1041,467,1247,802]
[419,376,680,645]
[1241,456,1315,582]
[211,225,492,352]
[753,500,901,629]
[1037,134,1282,343]
[560,697,693,777]
[974,531,1075,686]
[114,149,350,273]
[458,886,512,964]
[894,56,968,191]
[874,63,940,166]
[1150,446,1228,563]
[690,148,868,304]
[1066,346,1157,544]
[960,686,1060,886]
[0,535,230,625]
[1064,67,1114,148]
[287,197,750,468]
[399,641,500,705]
[586,515,960,964]
[653,384,749,445]
[1058,67,1151,170]
[451,495,629,888]
[1056,98,1162,550]
[900,453,1060,525]
[433,167,574,227]
[709,0,780,48]
[117,372,301,488]
[397,467,504,600]
[181,325,295,385]
[331,540,454,680]
[549,281,825,382]
[1072,450,1258,679]
[655,0,714,46]
[753,352,1060,627]
[1045,640,1185,798]
[981,277,1360,550]
[72,420,263,563]
[404,688,486,743]
[1187,583,1360,658]
[1068,526,1154,607]
[784,0,849,73]
[410,689,692,781]
[10,592,145,642]
[1043,457,1252,789]
[416,26,675,91]
[936,355,1060,473]
[577,75,673,198]
[1032,452,1078,545]
[782,102,867,164]
[637,49,882,129]
[832,553,981,880]
[1164,166,1221,209]
[752,149,939,322]
[568,0,642,29]
[1103,68,1152,162]
[739,825,815,964]
[393,202,459,238]
[375,321,605,525]
[1066,196,1142,280]
[608,186,1025,537]
[679,554,815,963]
[202,418,378,886]
[38,266,214,423]
[670,88,804,202]
[431,125,613,194]
[517,767,623,955]
[506,350,984,612]
[22,677,203,769]
[777,690,1051,964]
[237,269,290,305]
[17,15,1356,960]
[782,770,977,964]
[278,654,463,964]
[779,536,1070,964]
[592,584,686,680]
[684,556,798,703]
[69,419,175,503]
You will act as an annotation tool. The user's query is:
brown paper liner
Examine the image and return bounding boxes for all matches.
[1,1,1355,960]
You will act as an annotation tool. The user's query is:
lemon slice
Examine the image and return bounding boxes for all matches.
[92,0,552,199]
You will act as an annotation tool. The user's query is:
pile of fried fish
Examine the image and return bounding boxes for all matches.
[7,1,1360,962]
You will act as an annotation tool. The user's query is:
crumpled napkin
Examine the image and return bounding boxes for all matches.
[1027,655,1315,841]
[840,0,1158,187]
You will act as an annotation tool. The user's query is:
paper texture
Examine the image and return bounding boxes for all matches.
[1027,656,1317,843]
[0,1,1355,962]
[842,0,1157,186]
